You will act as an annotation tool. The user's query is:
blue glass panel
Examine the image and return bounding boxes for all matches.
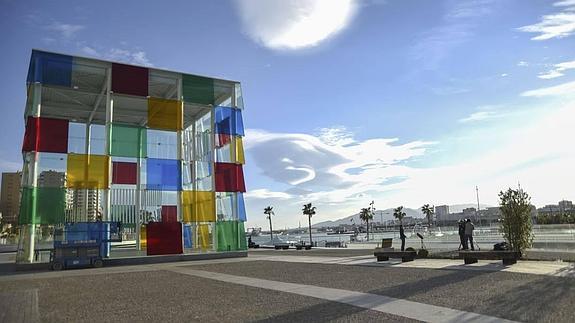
[183,224,192,248]
[238,193,247,222]
[215,107,244,136]
[146,158,181,191]
[27,50,73,87]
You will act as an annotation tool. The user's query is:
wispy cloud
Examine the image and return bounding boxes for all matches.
[46,22,84,39]
[245,101,575,228]
[458,107,507,123]
[234,0,359,50]
[521,80,575,97]
[80,46,153,66]
[538,59,575,79]
[411,0,496,69]
[517,1,575,40]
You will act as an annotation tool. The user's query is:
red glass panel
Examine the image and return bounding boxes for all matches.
[146,222,183,256]
[22,116,68,153]
[161,205,177,223]
[215,162,246,192]
[112,63,149,97]
[112,161,137,185]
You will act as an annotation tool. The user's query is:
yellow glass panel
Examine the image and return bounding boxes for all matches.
[148,97,182,131]
[197,224,211,250]
[66,154,110,189]
[235,136,245,164]
[182,191,216,222]
[140,225,147,249]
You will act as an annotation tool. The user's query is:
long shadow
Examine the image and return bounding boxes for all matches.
[476,273,575,322]
[252,264,494,322]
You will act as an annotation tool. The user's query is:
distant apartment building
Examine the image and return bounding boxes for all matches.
[435,205,449,223]
[538,200,573,215]
[38,170,66,187]
[0,172,22,225]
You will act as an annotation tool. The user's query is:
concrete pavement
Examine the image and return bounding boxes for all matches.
[0,250,573,322]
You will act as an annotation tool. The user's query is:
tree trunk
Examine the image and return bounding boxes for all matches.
[366,219,369,241]
[308,215,313,246]
[269,217,273,243]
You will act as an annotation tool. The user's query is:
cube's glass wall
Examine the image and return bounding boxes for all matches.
[16,50,247,263]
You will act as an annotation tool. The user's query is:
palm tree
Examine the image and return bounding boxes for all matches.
[302,203,316,246]
[264,206,274,242]
[393,206,406,224]
[359,207,373,241]
[421,204,434,227]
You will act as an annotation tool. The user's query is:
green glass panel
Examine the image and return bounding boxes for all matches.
[18,187,66,225]
[183,74,214,105]
[238,221,247,250]
[217,221,236,251]
[110,124,146,158]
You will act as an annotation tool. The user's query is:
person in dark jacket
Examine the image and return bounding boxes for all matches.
[465,218,475,251]
[458,220,467,250]
[399,224,406,251]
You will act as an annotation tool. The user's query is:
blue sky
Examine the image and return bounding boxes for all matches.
[1,0,575,228]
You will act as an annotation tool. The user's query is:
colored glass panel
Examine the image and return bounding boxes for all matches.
[216,221,246,251]
[27,51,73,87]
[215,134,231,148]
[22,117,69,153]
[235,137,245,164]
[182,191,215,222]
[197,224,211,250]
[146,222,183,256]
[112,63,149,97]
[18,187,66,225]
[110,124,146,158]
[67,154,110,189]
[112,161,137,185]
[238,193,247,222]
[214,107,244,136]
[182,74,214,105]
[215,163,246,192]
[148,98,183,131]
[161,205,177,223]
[146,158,181,191]
[140,225,147,249]
[183,224,192,248]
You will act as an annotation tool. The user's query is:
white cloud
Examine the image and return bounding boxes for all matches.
[234,0,359,50]
[518,1,575,40]
[521,80,575,97]
[554,0,575,7]
[517,61,529,67]
[539,59,575,79]
[459,110,504,123]
[244,189,293,200]
[80,46,153,66]
[538,70,564,79]
[244,101,575,229]
[46,22,84,39]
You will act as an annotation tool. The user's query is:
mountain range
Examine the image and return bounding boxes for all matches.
[312,204,491,228]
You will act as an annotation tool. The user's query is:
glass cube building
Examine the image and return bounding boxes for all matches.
[17,49,247,263]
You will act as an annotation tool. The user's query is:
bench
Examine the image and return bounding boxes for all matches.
[374,248,417,262]
[295,243,312,250]
[459,251,521,265]
[274,243,290,250]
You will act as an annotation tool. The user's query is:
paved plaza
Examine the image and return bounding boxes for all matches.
[0,249,574,322]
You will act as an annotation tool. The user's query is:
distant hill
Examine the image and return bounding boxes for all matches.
[312,203,492,228]
[312,207,422,228]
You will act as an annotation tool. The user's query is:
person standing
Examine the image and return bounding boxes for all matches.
[465,218,475,251]
[399,224,406,251]
[458,220,467,250]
